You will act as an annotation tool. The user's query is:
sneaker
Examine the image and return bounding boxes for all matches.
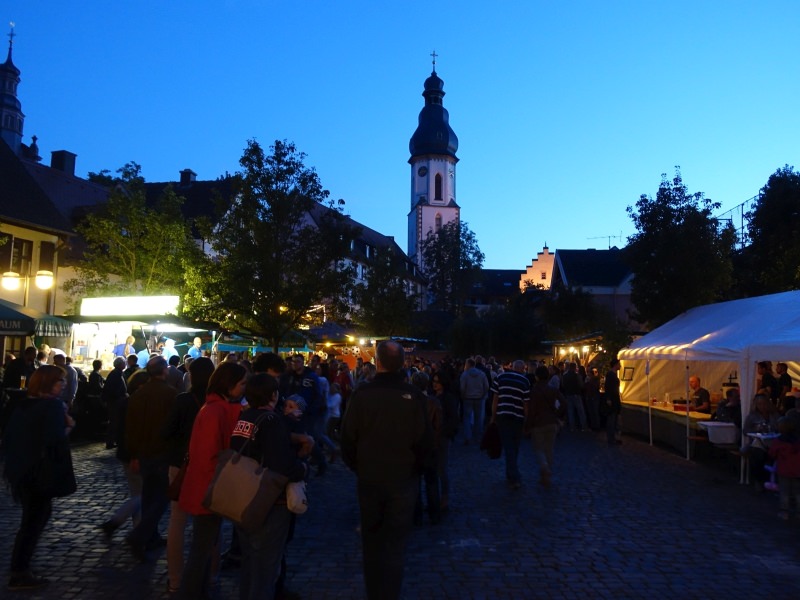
[8,573,49,591]
[100,520,119,537]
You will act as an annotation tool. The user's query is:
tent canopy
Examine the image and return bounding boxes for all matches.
[619,290,800,417]
[0,298,72,337]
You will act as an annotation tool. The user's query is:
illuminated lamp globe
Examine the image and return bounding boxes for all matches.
[2,272,20,291]
[35,270,54,289]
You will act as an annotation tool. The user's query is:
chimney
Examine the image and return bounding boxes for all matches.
[50,150,77,176]
[179,169,197,186]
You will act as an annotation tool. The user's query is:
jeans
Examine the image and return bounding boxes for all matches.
[10,485,52,574]
[302,414,327,474]
[357,477,419,600]
[238,504,293,600]
[167,466,189,590]
[415,460,441,523]
[606,411,620,445]
[437,438,451,502]
[531,424,559,476]
[496,415,524,483]
[109,460,141,527]
[178,513,221,600]
[566,394,587,430]
[127,457,169,547]
[462,397,485,443]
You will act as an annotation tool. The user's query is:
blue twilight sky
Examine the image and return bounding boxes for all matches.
[5,1,800,269]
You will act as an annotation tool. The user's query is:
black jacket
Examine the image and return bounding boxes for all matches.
[340,372,434,483]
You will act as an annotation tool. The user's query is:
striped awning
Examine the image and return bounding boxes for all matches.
[0,298,72,337]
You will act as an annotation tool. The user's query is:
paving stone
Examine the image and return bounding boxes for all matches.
[2,431,800,598]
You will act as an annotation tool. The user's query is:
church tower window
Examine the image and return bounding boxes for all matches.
[434,173,442,200]
[435,213,442,233]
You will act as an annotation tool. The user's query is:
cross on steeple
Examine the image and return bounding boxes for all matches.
[430,50,438,73]
[8,22,15,49]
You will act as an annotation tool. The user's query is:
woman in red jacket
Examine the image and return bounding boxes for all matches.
[177,361,247,599]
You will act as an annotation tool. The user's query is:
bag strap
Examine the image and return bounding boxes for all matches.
[232,409,272,463]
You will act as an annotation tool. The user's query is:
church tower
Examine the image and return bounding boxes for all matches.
[407,55,460,268]
[0,26,24,155]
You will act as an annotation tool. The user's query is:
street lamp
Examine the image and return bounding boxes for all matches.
[2,270,54,291]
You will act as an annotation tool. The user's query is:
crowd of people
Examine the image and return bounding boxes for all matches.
[1,341,798,598]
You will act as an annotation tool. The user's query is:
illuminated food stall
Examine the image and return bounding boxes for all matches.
[69,295,212,370]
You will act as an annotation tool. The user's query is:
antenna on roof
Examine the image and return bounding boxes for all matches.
[587,232,624,249]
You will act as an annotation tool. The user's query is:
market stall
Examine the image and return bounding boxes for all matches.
[618,290,800,458]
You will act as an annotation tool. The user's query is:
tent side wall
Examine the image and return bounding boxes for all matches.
[620,358,738,403]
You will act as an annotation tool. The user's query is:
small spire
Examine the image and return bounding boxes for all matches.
[430,50,437,73]
[6,21,14,60]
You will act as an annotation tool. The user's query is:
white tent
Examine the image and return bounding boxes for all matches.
[619,290,800,422]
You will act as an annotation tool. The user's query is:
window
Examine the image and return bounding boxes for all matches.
[435,213,442,232]
[435,173,442,200]
[541,271,547,280]
[11,238,32,275]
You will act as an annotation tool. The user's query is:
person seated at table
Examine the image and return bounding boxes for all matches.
[713,387,742,429]
[688,375,711,413]
[742,393,780,492]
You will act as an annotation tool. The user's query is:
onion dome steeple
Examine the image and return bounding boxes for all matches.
[0,23,24,154]
[409,52,458,160]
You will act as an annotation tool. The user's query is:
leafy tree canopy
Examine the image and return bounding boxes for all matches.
[63,162,201,309]
[420,219,484,317]
[352,250,418,337]
[182,139,359,350]
[625,168,736,328]
[744,165,800,293]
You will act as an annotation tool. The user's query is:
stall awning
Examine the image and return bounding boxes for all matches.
[0,298,72,337]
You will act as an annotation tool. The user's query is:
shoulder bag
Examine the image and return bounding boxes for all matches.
[202,412,288,532]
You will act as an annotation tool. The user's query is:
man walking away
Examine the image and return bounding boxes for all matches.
[490,360,531,489]
[340,341,433,600]
[459,358,489,445]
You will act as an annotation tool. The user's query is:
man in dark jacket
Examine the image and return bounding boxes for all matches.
[102,357,127,449]
[124,356,177,560]
[340,341,433,600]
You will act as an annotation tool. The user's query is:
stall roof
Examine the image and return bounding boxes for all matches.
[619,290,800,362]
[0,298,72,337]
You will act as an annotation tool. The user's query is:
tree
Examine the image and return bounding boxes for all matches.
[183,139,358,351]
[744,165,800,293]
[625,168,736,328]
[352,250,418,336]
[63,162,202,308]
[420,219,484,317]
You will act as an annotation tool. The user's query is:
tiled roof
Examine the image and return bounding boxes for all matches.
[472,269,526,297]
[555,248,630,288]
[0,139,73,234]
[23,160,108,224]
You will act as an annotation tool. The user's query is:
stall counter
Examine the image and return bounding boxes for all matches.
[621,400,710,457]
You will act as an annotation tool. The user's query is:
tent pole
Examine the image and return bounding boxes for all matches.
[685,361,691,460]
[646,358,653,446]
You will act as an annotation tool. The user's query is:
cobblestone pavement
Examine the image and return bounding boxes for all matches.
[2,429,799,599]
